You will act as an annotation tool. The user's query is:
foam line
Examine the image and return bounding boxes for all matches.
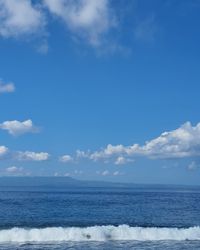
[0,225,200,242]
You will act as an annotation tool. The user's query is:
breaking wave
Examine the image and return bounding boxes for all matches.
[0,225,200,242]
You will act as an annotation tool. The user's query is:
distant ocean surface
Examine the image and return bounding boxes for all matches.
[0,178,200,249]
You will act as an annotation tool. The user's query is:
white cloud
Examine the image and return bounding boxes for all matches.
[5,166,31,176]
[0,0,119,51]
[187,161,198,171]
[0,146,49,163]
[81,122,200,162]
[17,151,50,161]
[134,15,157,43]
[43,0,116,47]
[0,119,39,136]
[37,40,49,54]
[76,149,90,159]
[90,144,125,161]
[0,79,15,93]
[0,0,45,38]
[59,154,73,163]
[113,171,123,176]
[114,156,135,165]
[74,169,83,175]
[115,156,126,165]
[96,170,122,176]
[54,172,71,177]
[6,166,23,173]
[0,146,8,158]
[134,122,200,159]
[102,170,109,176]
[96,170,110,176]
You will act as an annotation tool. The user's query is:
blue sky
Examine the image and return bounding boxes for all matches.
[0,0,200,184]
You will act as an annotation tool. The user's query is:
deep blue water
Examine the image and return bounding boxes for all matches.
[0,183,200,249]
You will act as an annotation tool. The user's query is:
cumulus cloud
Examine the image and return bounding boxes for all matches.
[90,144,125,161]
[43,0,116,47]
[0,79,15,93]
[80,122,200,163]
[0,146,49,163]
[114,156,134,165]
[0,119,39,136]
[0,0,45,38]
[59,154,73,163]
[134,122,200,159]
[115,156,126,165]
[0,145,8,158]
[76,150,90,159]
[17,151,50,161]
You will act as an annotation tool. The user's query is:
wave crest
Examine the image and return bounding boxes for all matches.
[0,225,200,242]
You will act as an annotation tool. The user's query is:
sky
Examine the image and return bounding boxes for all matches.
[0,0,200,185]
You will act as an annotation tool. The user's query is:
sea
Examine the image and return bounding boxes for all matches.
[0,177,200,249]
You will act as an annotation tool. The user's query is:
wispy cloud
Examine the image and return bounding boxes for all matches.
[0,0,45,38]
[187,161,199,171]
[0,119,39,136]
[96,170,123,176]
[0,0,134,54]
[113,171,123,176]
[0,79,15,93]
[96,170,110,176]
[74,169,83,175]
[0,1,161,54]
[134,15,158,43]
[37,40,49,54]
[43,0,116,47]
[0,0,121,52]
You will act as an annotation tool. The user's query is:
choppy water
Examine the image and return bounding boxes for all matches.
[0,181,200,249]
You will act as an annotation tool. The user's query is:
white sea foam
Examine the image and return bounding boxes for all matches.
[0,225,200,242]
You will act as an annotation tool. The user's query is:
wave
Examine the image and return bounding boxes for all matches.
[0,225,200,243]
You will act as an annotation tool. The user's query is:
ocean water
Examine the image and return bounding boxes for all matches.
[0,181,200,249]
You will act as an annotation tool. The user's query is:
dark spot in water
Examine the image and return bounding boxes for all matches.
[83,234,91,239]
